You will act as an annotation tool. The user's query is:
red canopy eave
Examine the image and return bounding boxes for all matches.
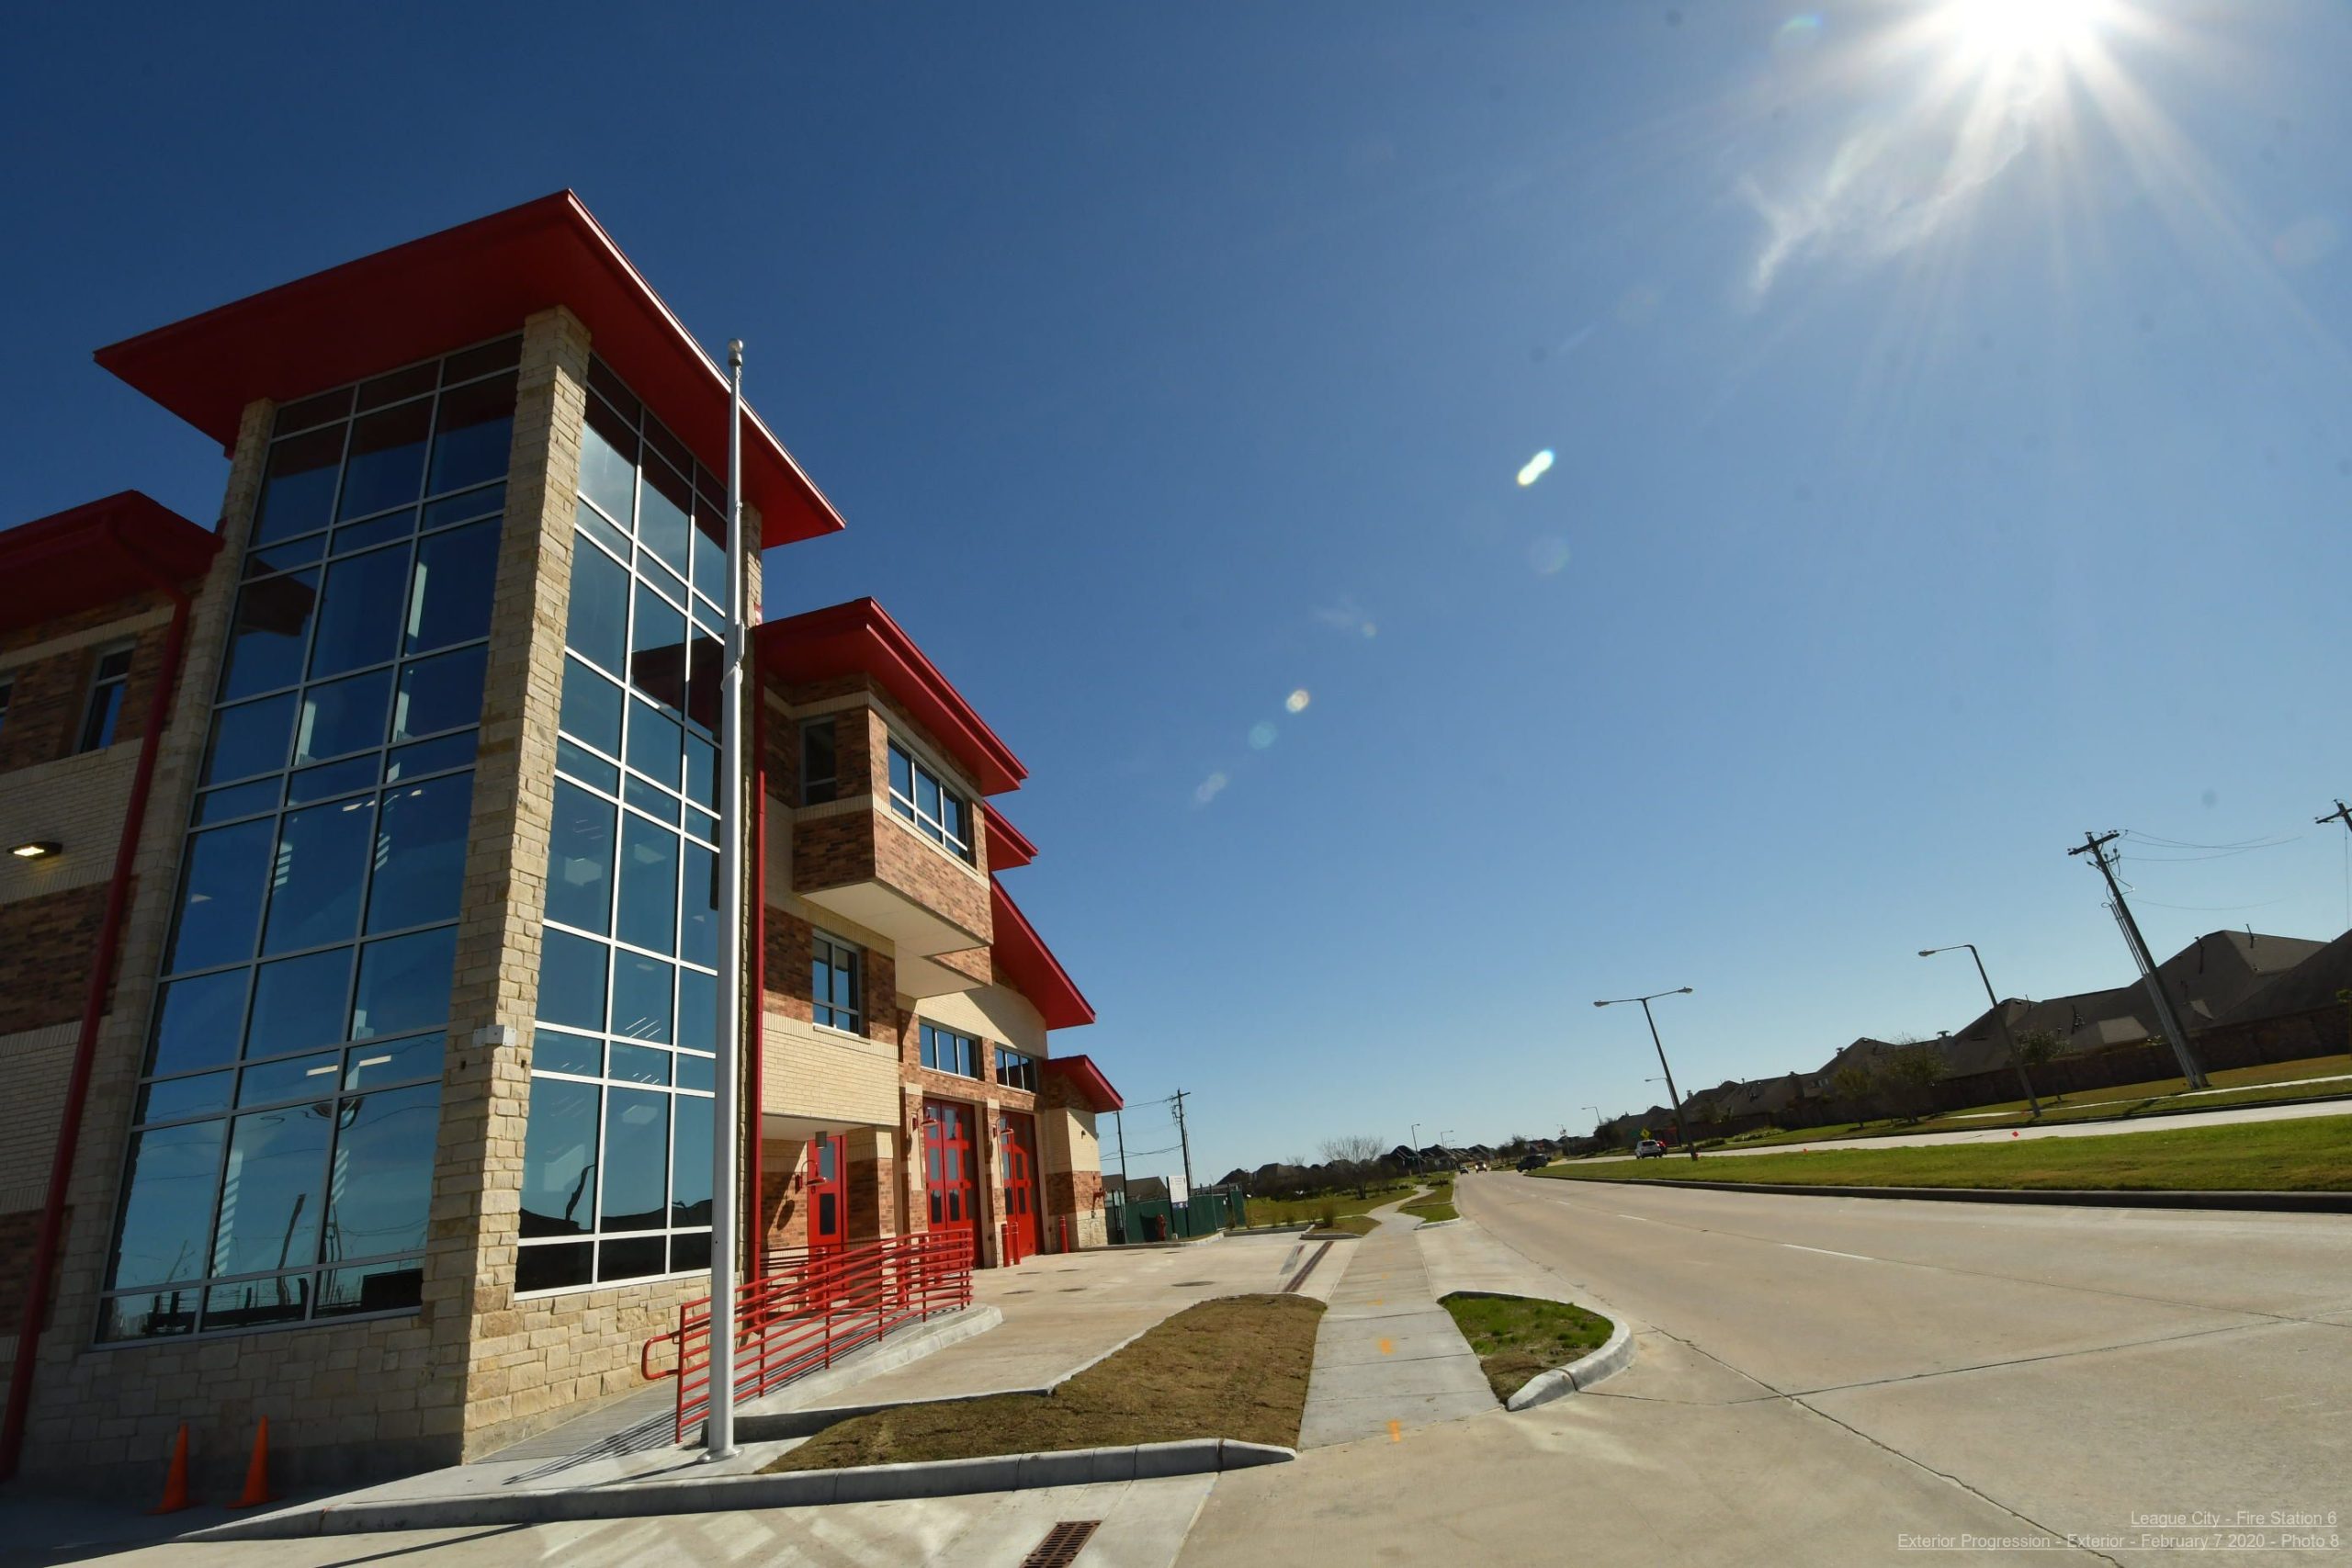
[1044,1054,1124,1114]
[91,190,842,549]
[983,802,1037,868]
[0,492,220,635]
[755,599,1027,795]
[990,878,1094,1032]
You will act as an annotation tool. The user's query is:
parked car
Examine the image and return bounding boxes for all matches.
[1633,1139,1668,1159]
[1516,1153,1548,1171]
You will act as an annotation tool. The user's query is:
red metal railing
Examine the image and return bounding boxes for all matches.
[643,1230,974,1443]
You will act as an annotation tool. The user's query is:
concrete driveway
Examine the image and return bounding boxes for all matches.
[1181,1171,2352,1566]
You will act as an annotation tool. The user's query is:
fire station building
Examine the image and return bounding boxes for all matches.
[0,191,1119,1495]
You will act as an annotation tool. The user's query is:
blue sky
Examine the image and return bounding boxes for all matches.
[6,2,2351,1182]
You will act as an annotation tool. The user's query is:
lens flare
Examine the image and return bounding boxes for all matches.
[1515,449,1555,487]
[1284,689,1311,714]
[1193,772,1228,806]
[1248,722,1277,750]
[1527,536,1571,576]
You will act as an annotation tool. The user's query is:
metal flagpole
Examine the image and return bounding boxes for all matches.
[707,340,748,1461]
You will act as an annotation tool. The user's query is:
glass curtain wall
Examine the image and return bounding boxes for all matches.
[517,356,728,1293]
[98,336,518,1341]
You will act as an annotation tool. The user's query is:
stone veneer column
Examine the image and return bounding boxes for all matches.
[434,306,590,1452]
[17,399,273,1477]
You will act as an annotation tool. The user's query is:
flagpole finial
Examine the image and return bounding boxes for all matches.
[728,339,744,368]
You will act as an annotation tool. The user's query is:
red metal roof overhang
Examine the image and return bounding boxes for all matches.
[983,802,1036,868]
[755,598,1026,795]
[0,492,220,635]
[1044,1054,1124,1114]
[91,190,842,549]
[990,878,1094,1032]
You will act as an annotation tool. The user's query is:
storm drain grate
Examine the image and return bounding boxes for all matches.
[1021,1519,1102,1566]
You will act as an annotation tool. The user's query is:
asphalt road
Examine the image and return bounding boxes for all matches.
[1582,1094,2352,1161]
[1184,1173,2352,1566]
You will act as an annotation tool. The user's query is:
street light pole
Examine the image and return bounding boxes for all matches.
[1595,988,1699,1161]
[1919,943,2039,1117]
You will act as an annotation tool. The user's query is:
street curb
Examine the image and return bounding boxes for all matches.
[1540,1178,2352,1213]
[1503,1318,1634,1411]
[180,1438,1295,1540]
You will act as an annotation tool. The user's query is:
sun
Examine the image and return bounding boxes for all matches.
[1943,0,2112,67]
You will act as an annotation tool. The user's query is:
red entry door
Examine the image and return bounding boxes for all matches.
[923,1101,975,1260]
[808,1133,846,1252]
[1001,1113,1040,1263]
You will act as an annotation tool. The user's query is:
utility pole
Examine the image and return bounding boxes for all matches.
[2320,800,2352,835]
[1112,1110,1131,1245]
[1170,1089,1195,1201]
[2070,830,2209,1089]
[1595,988,1700,1160]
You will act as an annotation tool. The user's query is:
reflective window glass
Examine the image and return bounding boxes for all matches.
[210,1105,331,1277]
[344,1032,442,1089]
[237,1051,342,1107]
[308,546,410,680]
[601,1087,669,1231]
[579,395,639,526]
[675,967,716,1054]
[547,782,616,935]
[626,698,681,791]
[318,1258,424,1318]
[516,1242,592,1292]
[671,1094,713,1226]
[679,842,718,970]
[293,668,392,765]
[287,754,378,806]
[609,1042,671,1085]
[629,583,685,711]
[261,796,374,954]
[165,818,274,975]
[322,1081,439,1258]
[337,400,432,520]
[612,953,674,1044]
[148,969,248,1077]
[368,773,473,933]
[520,1077,599,1237]
[350,926,457,1040]
[218,571,319,702]
[245,947,353,1059]
[392,644,487,742]
[107,1120,229,1291]
[566,536,630,677]
[536,930,608,1033]
[425,372,516,496]
[254,427,345,545]
[639,457,693,580]
[137,1071,232,1124]
[560,658,623,755]
[406,520,498,653]
[201,693,297,785]
[386,730,475,783]
[195,779,280,825]
[531,1029,601,1077]
[616,815,678,953]
[691,493,727,605]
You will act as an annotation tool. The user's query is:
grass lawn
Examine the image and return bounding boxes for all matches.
[1401,1178,1458,1222]
[763,1294,1325,1472]
[1532,1114,2352,1191]
[1312,1213,1381,1236]
[1701,1053,2352,1152]
[1239,1183,1414,1228]
[1439,1292,1614,1403]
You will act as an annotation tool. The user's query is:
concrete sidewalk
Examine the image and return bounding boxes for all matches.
[1295,1204,1493,1448]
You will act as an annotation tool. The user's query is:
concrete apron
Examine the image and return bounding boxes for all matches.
[1296,1207,1496,1448]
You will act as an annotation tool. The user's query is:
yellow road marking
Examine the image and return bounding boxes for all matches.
[1378,1337,1394,1355]
[1387,1419,1402,1443]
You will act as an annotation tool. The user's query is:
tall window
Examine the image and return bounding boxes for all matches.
[520,355,729,1294]
[810,931,862,1032]
[98,336,516,1343]
[888,739,973,863]
[76,643,133,752]
[920,1021,982,1078]
[799,717,837,805]
[993,1045,1038,1093]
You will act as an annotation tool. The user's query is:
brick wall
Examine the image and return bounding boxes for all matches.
[0,1023,79,1212]
[791,812,878,895]
[0,883,112,1036]
[0,1204,65,1338]
[871,811,989,940]
[0,598,176,779]
[0,746,139,907]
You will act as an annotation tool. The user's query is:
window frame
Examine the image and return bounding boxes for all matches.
[810,929,863,1034]
[886,739,975,864]
[800,716,838,806]
[993,1044,1040,1094]
[76,641,136,754]
[919,1020,985,1080]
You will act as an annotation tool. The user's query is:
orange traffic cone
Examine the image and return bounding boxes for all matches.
[229,1416,276,1509]
[147,1424,193,1515]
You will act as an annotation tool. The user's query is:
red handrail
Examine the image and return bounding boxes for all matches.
[650,1229,974,1443]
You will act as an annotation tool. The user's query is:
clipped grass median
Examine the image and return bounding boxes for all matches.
[1401,1178,1458,1223]
[1533,1115,2352,1191]
[763,1293,1325,1472]
[1439,1292,1613,1403]
[1240,1183,1414,1231]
